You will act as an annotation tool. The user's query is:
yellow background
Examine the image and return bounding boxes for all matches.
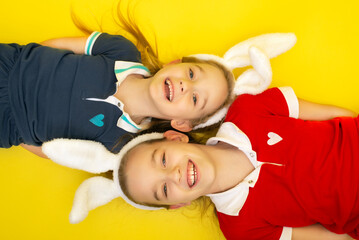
[0,0,358,239]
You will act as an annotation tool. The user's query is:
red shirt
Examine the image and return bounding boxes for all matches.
[217,87,359,239]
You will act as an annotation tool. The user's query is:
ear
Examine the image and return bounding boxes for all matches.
[234,46,272,95]
[42,138,118,174]
[69,177,121,224]
[164,59,182,66]
[170,119,193,132]
[163,130,189,143]
[223,33,297,69]
[169,202,191,209]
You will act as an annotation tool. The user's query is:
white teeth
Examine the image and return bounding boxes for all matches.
[187,161,197,187]
[165,79,173,101]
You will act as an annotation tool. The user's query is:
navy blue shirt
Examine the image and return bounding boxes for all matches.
[6,32,145,152]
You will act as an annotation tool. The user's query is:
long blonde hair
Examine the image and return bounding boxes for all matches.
[71,1,162,74]
[71,1,234,128]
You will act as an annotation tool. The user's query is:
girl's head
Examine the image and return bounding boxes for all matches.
[73,8,235,132]
[43,131,216,223]
[74,6,296,132]
[148,57,234,132]
[119,130,215,208]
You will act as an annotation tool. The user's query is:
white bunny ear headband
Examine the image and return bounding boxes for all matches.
[42,133,166,224]
[42,33,296,224]
[190,32,297,129]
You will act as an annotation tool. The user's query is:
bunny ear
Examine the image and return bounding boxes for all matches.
[224,33,297,69]
[42,139,118,174]
[234,46,272,95]
[190,33,296,71]
[69,176,121,224]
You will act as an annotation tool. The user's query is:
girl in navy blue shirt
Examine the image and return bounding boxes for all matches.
[0,30,234,156]
[1,16,296,157]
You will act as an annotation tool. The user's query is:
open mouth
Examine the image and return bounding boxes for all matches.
[187,160,198,188]
[164,78,173,102]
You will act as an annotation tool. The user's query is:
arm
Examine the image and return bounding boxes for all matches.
[292,224,353,240]
[20,143,48,159]
[298,99,357,121]
[40,36,88,54]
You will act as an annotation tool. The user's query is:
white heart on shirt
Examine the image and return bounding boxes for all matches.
[267,132,283,145]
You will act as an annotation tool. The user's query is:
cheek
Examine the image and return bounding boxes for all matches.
[211,89,228,109]
[170,188,190,203]
[173,101,191,113]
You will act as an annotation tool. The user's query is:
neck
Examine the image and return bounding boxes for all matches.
[206,142,254,194]
[114,74,156,124]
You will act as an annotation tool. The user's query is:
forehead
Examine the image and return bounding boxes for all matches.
[195,63,229,115]
[125,140,175,204]
[125,143,156,204]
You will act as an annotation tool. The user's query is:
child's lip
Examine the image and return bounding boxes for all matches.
[187,160,199,188]
[164,78,174,102]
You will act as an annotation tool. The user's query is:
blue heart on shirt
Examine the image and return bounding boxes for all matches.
[89,114,104,127]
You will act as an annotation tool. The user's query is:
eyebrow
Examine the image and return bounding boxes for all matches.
[154,191,160,201]
[201,97,208,111]
[195,64,204,73]
[151,149,157,166]
[151,149,160,201]
[194,64,207,111]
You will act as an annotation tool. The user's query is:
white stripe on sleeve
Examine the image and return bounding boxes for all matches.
[84,32,102,55]
[279,227,293,240]
[278,87,299,119]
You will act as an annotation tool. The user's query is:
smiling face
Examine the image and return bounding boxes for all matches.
[148,62,229,127]
[123,139,217,206]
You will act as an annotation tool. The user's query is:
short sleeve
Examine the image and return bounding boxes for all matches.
[278,87,299,118]
[84,32,141,63]
[226,87,298,121]
[217,211,286,240]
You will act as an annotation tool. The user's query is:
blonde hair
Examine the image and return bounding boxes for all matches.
[118,138,216,216]
[118,139,169,208]
[71,2,234,128]
[71,1,162,74]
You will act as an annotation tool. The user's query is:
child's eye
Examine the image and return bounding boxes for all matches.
[163,183,167,197]
[189,68,194,79]
[193,94,197,105]
[162,153,166,167]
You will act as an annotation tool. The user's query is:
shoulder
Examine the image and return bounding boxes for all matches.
[230,87,283,108]
[85,32,141,62]
[217,211,285,240]
[226,87,297,121]
[96,33,137,49]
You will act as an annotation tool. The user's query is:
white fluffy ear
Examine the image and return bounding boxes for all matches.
[69,176,121,224]
[42,139,118,173]
[234,46,272,95]
[224,33,296,69]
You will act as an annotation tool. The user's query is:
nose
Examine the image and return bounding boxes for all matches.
[168,166,181,184]
[180,79,193,94]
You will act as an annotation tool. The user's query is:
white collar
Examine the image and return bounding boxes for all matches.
[85,61,152,133]
[206,122,262,216]
[114,60,151,84]
[85,96,150,133]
